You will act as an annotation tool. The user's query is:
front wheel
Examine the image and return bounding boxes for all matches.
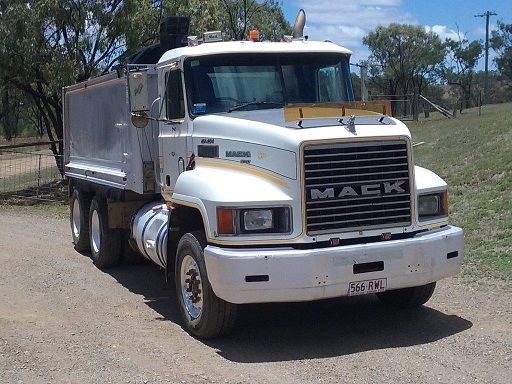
[376,282,436,308]
[175,231,237,339]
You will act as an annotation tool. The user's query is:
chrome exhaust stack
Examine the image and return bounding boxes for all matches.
[292,9,306,39]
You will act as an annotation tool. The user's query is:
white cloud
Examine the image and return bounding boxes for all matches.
[425,25,460,41]
[296,0,417,64]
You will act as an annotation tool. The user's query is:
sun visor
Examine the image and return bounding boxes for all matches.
[284,101,392,123]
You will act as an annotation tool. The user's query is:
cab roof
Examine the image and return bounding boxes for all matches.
[158,40,352,66]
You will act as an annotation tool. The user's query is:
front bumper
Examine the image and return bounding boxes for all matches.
[204,225,464,304]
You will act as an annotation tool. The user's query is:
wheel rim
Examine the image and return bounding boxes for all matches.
[72,198,81,239]
[91,209,101,254]
[180,254,203,320]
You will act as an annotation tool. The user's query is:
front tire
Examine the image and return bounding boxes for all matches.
[70,188,91,252]
[175,231,237,339]
[88,196,121,268]
[377,282,436,308]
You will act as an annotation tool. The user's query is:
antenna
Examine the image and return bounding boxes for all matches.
[475,11,497,104]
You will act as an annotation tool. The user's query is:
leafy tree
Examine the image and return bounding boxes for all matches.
[363,24,445,112]
[472,70,512,104]
[0,1,160,167]
[158,0,222,36]
[351,72,361,100]
[220,0,291,41]
[445,36,483,110]
[491,21,512,82]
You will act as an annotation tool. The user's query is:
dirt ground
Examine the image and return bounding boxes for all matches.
[0,209,511,384]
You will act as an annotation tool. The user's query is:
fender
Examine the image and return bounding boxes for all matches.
[170,157,296,242]
[414,165,447,194]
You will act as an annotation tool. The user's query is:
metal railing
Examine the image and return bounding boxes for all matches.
[0,142,66,201]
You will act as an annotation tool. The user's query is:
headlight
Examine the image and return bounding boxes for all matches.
[242,209,273,231]
[418,191,448,220]
[217,207,291,235]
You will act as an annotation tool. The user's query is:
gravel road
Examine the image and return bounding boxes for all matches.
[0,208,511,384]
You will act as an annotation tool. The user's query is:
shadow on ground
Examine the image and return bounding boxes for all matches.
[107,262,473,363]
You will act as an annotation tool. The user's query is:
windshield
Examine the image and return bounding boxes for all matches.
[184,53,354,115]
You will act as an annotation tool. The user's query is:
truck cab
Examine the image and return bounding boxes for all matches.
[64,13,463,339]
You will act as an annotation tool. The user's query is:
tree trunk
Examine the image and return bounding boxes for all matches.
[465,84,472,109]
[2,86,13,141]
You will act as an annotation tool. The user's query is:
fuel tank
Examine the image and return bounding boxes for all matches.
[131,202,169,268]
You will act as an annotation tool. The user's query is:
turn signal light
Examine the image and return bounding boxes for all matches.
[217,208,235,235]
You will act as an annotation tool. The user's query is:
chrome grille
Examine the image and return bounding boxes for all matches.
[304,140,411,235]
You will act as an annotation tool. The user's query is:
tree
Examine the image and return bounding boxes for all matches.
[363,24,445,114]
[445,35,483,110]
[158,0,222,36]
[351,72,361,100]
[220,0,290,41]
[0,1,160,169]
[491,21,512,82]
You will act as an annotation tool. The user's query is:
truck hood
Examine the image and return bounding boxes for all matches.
[192,109,411,153]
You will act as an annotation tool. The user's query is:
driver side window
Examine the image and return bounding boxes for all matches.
[165,70,185,119]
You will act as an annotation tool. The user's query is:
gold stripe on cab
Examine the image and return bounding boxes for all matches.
[195,157,290,189]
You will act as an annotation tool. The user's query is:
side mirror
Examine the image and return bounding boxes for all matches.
[128,71,149,128]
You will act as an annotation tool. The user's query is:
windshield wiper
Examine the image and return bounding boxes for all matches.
[228,101,283,113]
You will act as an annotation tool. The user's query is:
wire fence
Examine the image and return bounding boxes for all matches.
[0,143,67,202]
[369,94,414,120]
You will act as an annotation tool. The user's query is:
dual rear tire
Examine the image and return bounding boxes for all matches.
[69,190,121,268]
[70,189,91,253]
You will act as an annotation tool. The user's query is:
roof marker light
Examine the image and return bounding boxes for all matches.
[249,29,260,42]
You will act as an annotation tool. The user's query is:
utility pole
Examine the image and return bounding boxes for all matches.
[350,61,368,101]
[359,61,368,101]
[475,10,497,104]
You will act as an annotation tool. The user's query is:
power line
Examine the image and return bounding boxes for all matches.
[475,10,497,104]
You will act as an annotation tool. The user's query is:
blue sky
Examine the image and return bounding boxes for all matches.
[280,0,511,70]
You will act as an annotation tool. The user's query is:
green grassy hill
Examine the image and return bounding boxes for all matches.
[409,103,512,279]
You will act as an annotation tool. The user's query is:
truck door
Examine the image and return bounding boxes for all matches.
[159,67,188,196]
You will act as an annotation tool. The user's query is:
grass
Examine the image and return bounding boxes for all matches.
[0,199,68,219]
[0,134,50,146]
[409,102,512,280]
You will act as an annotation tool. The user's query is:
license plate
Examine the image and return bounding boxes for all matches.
[348,278,387,296]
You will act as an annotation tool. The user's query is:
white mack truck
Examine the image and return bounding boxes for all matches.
[63,11,464,338]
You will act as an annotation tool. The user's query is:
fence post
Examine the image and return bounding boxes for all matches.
[479,90,482,116]
[360,61,368,102]
[412,87,419,121]
[36,154,42,198]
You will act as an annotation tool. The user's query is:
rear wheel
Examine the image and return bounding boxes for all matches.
[377,282,436,308]
[175,231,237,339]
[70,188,91,252]
[89,196,121,268]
